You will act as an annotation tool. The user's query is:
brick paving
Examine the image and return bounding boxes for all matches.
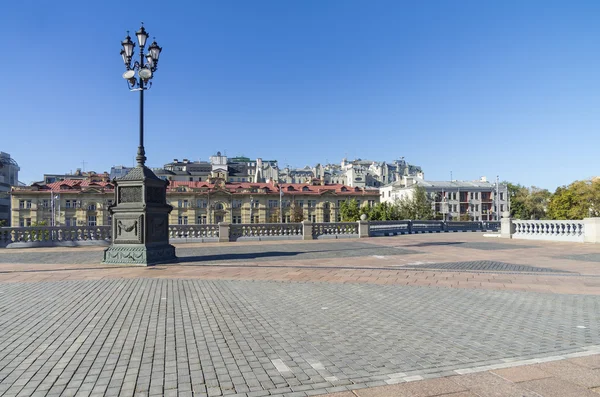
[0,233,599,396]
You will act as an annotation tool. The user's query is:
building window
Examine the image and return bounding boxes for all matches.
[500,192,504,200]
[268,200,278,208]
[309,214,316,222]
[470,192,474,200]
[232,215,242,224]
[178,216,188,225]
[232,199,242,208]
[88,216,97,226]
[19,218,31,227]
[197,215,207,224]
[284,215,291,223]
[19,200,25,209]
[88,204,96,211]
[251,215,259,224]
[251,200,260,208]
[368,200,375,207]
[189,177,193,181]
[65,200,73,208]
[500,204,505,212]
[107,215,112,225]
[297,200,304,208]
[307,200,317,208]
[42,199,49,208]
[475,204,479,211]
[197,199,207,208]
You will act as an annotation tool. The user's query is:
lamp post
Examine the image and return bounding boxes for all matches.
[103,23,176,266]
[119,24,162,166]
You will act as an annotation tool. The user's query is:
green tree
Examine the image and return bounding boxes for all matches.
[290,203,304,222]
[525,187,551,220]
[504,181,551,220]
[393,186,433,220]
[411,186,434,220]
[547,179,600,220]
[339,199,361,221]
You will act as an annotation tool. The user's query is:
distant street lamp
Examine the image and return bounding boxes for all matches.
[120,23,162,167]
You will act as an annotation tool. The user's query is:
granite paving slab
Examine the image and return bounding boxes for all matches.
[1,278,599,396]
[400,260,573,273]
[0,242,420,266]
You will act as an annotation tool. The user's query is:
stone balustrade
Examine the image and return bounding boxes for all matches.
[0,220,504,248]
[168,224,220,243]
[312,222,359,239]
[512,220,585,242]
[0,226,111,248]
[230,223,303,241]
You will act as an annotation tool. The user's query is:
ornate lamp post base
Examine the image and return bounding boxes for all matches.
[102,166,177,266]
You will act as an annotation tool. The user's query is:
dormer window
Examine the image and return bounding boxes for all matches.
[302,186,310,192]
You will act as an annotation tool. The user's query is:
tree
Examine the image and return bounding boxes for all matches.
[504,181,551,220]
[339,199,361,221]
[411,186,434,220]
[0,220,6,227]
[547,179,600,220]
[392,186,434,220]
[290,203,304,222]
[524,187,551,220]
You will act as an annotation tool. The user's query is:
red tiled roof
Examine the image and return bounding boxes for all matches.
[42,180,114,192]
[168,181,378,196]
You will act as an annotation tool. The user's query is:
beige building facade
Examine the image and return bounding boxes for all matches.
[11,177,380,227]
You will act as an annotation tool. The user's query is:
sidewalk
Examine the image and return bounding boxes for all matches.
[0,233,599,397]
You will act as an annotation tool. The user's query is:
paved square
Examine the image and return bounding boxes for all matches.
[1,278,599,397]
[1,233,600,396]
[401,260,573,273]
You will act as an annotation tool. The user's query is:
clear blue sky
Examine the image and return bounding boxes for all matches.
[1,0,599,191]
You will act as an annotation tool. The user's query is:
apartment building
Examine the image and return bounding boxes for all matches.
[380,176,508,221]
[11,176,379,226]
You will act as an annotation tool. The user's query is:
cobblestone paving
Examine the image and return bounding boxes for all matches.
[554,253,600,263]
[402,260,573,273]
[451,242,538,250]
[405,241,538,250]
[0,242,420,266]
[1,279,599,397]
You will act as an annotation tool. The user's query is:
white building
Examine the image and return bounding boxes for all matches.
[380,176,508,221]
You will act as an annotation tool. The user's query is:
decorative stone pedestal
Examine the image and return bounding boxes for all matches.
[103,166,177,265]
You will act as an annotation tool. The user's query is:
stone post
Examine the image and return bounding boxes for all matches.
[357,220,369,238]
[500,211,514,238]
[102,166,177,266]
[301,220,313,240]
[218,222,230,242]
[583,217,600,243]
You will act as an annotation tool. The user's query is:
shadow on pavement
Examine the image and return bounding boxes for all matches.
[175,251,303,263]
[405,241,465,247]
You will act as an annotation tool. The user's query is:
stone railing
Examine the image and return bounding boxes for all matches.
[369,220,500,236]
[312,222,359,239]
[369,220,411,236]
[0,220,503,249]
[230,223,303,241]
[168,224,219,243]
[0,226,111,248]
[500,215,600,243]
[511,220,585,242]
